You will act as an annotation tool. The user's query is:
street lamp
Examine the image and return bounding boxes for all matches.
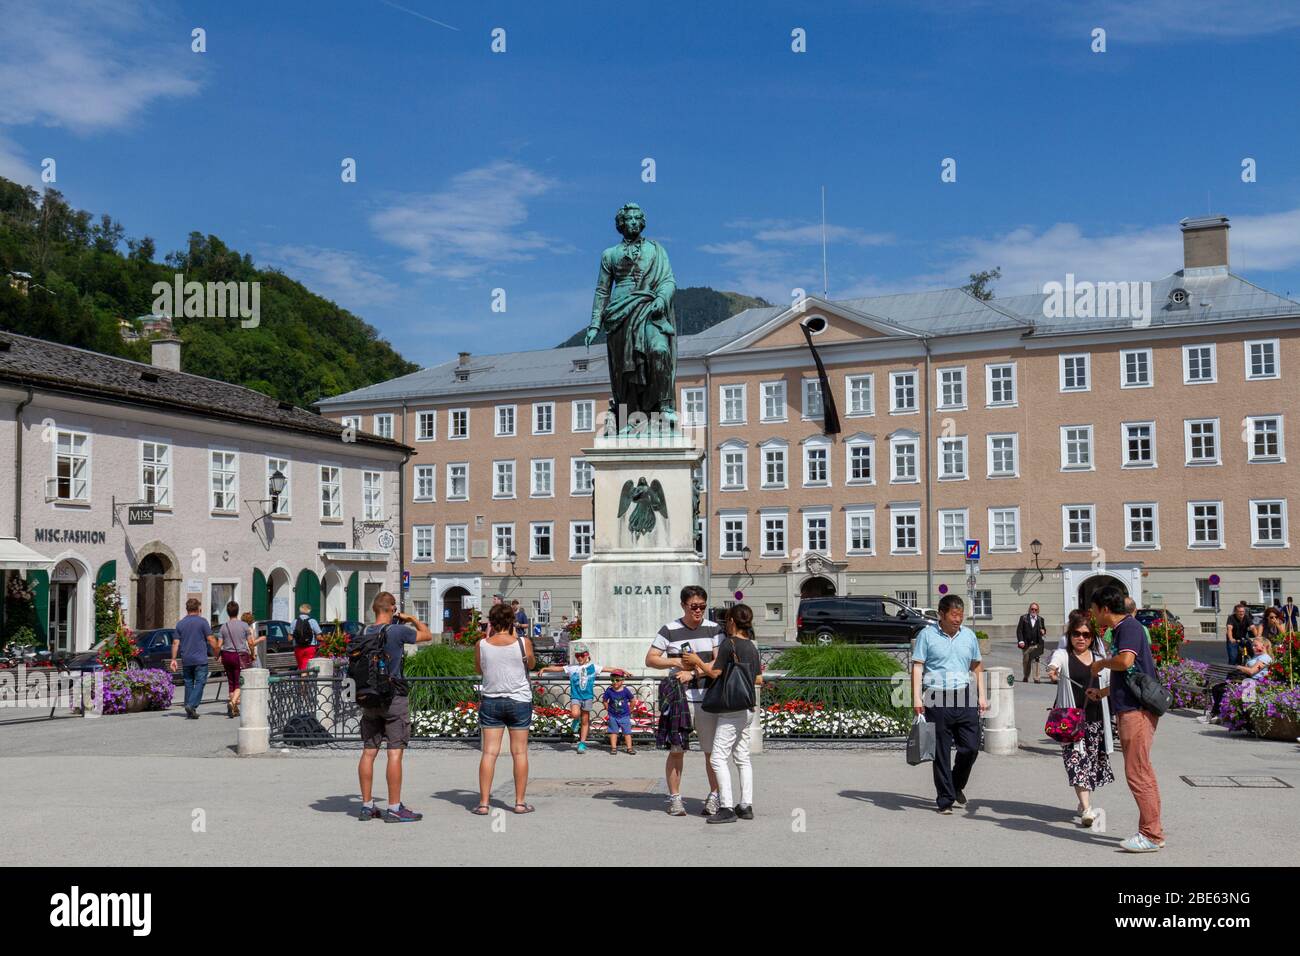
[508,549,518,581]
[1030,538,1044,583]
[249,469,288,532]
[741,545,754,589]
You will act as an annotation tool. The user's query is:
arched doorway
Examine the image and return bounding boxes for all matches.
[136,553,170,630]
[1077,574,1128,615]
[443,586,470,634]
[267,568,292,621]
[800,576,836,599]
[49,559,85,653]
[322,570,346,623]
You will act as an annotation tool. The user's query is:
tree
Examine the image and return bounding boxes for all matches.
[962,267,1002,301]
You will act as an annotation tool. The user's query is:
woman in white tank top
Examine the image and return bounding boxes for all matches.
[474,603,536,815]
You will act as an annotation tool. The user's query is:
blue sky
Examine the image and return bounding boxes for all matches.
[3,0,1300,368]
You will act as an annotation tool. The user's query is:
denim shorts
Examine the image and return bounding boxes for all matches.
[479,696,532,730]
[606,712,633,735]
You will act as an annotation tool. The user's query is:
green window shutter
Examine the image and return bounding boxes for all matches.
[295,569,321,621]
[252,569,268,620]
[95,561,117,588]
[346,571,359,622]
[26,570,50,647]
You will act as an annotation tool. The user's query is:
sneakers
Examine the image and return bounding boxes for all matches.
[358,804,380,821]
[736,804,754,820]
[383,804,423,823]
[937,806,953,815]
[1119,833,1161,852]
[702,792,720,816]
[576,743,587,754]
[954,790,968,808]
[666,794,687,816]
[707,807,737,824]
[1080,808,1097,828]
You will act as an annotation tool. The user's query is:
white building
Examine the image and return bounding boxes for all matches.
[0,332,408,652]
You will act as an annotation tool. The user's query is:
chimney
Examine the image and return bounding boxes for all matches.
[1180,215,1230,272]
[458,351,471,367]
[151,336,182,372]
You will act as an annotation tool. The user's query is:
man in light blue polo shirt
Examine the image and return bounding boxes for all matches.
[911,594,987,814]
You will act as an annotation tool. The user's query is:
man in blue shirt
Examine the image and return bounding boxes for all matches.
[169,598,217,719]
[911,594,986,813]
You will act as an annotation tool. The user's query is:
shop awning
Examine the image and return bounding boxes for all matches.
[0,537,55,572]
[319,549,391,563]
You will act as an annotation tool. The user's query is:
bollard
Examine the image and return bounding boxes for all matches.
[748,684,763,755]
[237,667,270,755]
[308,656,334,730]
[982,665,1019,755]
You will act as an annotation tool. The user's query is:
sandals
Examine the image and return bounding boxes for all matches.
[625,748,637,755]
[471,805,490,815]
[609,748,618,755]
[512,803,535,814]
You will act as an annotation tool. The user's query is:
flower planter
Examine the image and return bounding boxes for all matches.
[1255,717,1300,742]
[125,693,148,714]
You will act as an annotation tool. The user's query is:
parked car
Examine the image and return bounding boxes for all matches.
[1243,604,1266,627]
[1135,608,1182,629]
[796,596,930,645]
[255,620,295,654]
[318,620,363,641]
[917,607,940,620]
[64,627,196,680]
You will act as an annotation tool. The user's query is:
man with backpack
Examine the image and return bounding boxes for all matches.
[354,590,433,822]
[293,603,320,671]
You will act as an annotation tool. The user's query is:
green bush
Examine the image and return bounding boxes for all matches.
[766,645,907,718]
[772,644,902,678]
[975,630,989,641]
[403,644,479,712]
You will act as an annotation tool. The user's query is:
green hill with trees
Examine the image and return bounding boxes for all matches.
[0,176,417,407]
[558,287,770,347]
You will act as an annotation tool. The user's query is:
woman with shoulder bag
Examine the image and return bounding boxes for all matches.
[1045,611,1114,827]
[217,601,254,718]
[683,603,763,824]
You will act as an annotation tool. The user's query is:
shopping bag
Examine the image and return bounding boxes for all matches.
[906,714,936,765]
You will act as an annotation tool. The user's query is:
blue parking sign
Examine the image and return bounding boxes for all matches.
[965,539,980,562]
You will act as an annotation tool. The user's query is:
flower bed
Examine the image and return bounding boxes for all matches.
[410,700,656,738]
[761,699,907,738]
[1159,659,1209,709]
[1218,677,1300,739]
[100,668,174,715]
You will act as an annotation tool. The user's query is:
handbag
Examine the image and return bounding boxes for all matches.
[1045,663,1086,743]
[906,713,936,765]
[1126,664,1173,715]
[701,639,757,713]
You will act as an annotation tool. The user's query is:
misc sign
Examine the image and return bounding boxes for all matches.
[612,584,673,596]
[34,528,107,545]
[127,505,154,525]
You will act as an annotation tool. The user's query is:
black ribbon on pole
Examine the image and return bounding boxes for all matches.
[801,321,841,435]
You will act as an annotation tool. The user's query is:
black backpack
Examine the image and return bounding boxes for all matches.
[293,617,316,648]
[348,624,403,707]
[283,714,331,746]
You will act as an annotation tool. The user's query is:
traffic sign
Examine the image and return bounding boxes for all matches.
[1209,574,1221,586]
[540,590,552,614]
[965,539,981,562]
[938,584,948,595]
[401,570,410,591]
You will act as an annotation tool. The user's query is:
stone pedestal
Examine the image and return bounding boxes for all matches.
[579,430,705,675]
[237,667,270,755]
[981,666,1018,755]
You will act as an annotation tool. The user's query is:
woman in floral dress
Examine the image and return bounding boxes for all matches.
[1046,611,1114,827]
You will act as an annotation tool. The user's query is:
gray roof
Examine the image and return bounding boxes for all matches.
[0,330,407,453]
[317,271,1300,408]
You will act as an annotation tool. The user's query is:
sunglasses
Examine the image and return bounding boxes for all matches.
[1070,630,1091,638]
[685,604,707,611]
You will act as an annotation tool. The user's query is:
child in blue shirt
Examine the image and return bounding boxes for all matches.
[602,673,637,755]
[538,643,622,753]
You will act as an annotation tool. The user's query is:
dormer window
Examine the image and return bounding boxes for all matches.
[1168,288,1189,310]
[455,371,469,382]
[572,358,589,372]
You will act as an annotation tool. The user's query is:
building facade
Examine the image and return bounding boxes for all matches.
[318,216,1299,640]
[0,333,407,652]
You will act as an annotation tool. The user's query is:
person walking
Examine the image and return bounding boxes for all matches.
[1283,596,1298,633]
[1016,603,1047,683]
[356,591,434,822]
[1046,611,1114,827]
[646,585,722,817]
[511,599,530,640]
[910,594,987,814]
[1088,585,1164,852]
[1225,602,1252,665]
[475,602,536,816]
[216,601,255,718]
[239,611,264,669]
[684,603,763,824]
[293,603,320,671]
[169,598,216,719]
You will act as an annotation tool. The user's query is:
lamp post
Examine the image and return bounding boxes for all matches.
[1030,538,1044,583]
[741,545,754,589]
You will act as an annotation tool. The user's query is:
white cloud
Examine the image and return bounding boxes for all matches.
[261,245,400,312]
[1088,0,1300,41]
[0,133,39,188]
[369,161,565,279]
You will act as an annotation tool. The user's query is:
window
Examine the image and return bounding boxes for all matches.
[413,600,430,624]
[52,430,90,502]
[140,441,170,507]
[412,464,435,502]
[938,437,967,480]
[891,436,918,482]
[846,439,873,484]
[939,509,968,551]
[495,405,516,437]
[846,374,873,416]
[446,525,468,562]
[937,367,966,409]
[533,402,554,435]
[363,471,383,520]
[319,466,341,519]
[447,463,468,500]
[416,410,436,441]
[209,450,236,512]
[720,385,745,424]
[1183,344,1216,384]
[1063,505,1095,549]
[571,458,593,495]
[493,460,515,498]
[1188,501,1223,548]
[720,514,747,557]
[530,522,554,560]
[972,590,992,619]
[1185,419,1220,465]
[846,509,874,554]
[761,441,787,488]
[988,434,1018,478]
[1247,416,1283,462]
[1060,354,1090,392]
[721,443,746,490]
[1121,348,1153,388]
[890,371,918,413]
[802,379,824,419]
[571,521,593,559]
[1123,423,1155,467]
[340,415,361,432]
[1251,500,1287,546]
[803,441,829,486]
[572,400,594,432]
[761,381,787,422]
[449,408,469,439]
[896,590,919,608]
[761,512,788,557]
[1245,339,1280,380]
[989,507,1020,551]
[986,363,1016,406]
[892,508,920,553]
[1195,578,1220,611]
[492,524,514,562]
[267,457,291,515]
[681,387,706,427]
[373,414,394,439]
[1061,426,1093,470]
[1260,578,1283,605]
[1125,503,1159,548]
[530,459,554,497]
[804,512,830,554]
[413,526,433,562]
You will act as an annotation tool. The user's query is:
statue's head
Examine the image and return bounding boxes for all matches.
[615,203,646,239]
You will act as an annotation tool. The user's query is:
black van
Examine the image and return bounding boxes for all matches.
[796,595,929,645]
